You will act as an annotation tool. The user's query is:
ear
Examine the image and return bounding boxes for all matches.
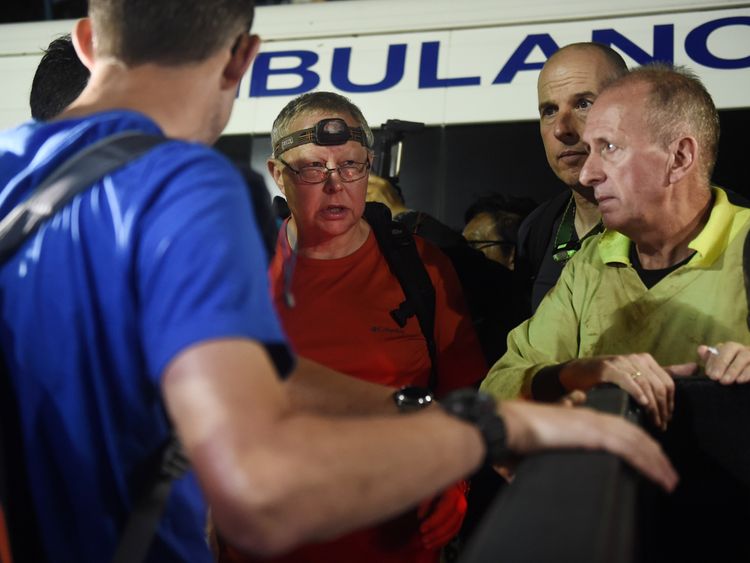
[667,136,698,184]
[72,18,95,70]
[222,33,261,89]
[267,158,287,196]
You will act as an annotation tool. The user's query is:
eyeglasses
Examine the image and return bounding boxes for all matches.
[278,158,371,184]
[466,240,515,252]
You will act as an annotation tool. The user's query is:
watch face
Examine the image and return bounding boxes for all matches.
[394,386,433,411]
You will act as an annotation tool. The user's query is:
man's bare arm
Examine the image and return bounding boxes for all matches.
[163,339,678,558]
[284,357,396,416]
[162,339,483,557]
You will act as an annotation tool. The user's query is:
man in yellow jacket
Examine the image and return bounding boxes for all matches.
[482,64,750,431]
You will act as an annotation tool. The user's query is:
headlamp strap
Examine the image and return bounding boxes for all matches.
[273,118,369,157]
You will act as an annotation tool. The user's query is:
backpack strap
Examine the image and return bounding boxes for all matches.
[744,227,750,330]
[111,435,189,563]
[0,131,187,563]
[0,131,165,261]
[364,202,438,392]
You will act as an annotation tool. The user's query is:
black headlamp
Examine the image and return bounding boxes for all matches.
[273,118,371,157]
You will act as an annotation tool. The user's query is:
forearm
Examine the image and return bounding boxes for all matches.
[206,407,484,556]
[285,357,396,416]
[480,322,555,400]
[481,275,581,400]
[163,340,484,557]
[529,361,604,401]
[165,339,679,560]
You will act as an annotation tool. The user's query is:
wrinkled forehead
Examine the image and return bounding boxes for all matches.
[582,87,637,141]
[465,213,500,239]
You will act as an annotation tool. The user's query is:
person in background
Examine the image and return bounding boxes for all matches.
[367,170,530,365]
[367,172,467,248]
[516,42,628,311]
[29,33,89,120]
[218,90,486,563]
[463,194,536,270]
[482,64,750,430]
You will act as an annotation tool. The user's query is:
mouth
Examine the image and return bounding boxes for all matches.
[320,205,348,218]
[558,150,587,162]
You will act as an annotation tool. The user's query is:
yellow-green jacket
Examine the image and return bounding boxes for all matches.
[481,188,750,400]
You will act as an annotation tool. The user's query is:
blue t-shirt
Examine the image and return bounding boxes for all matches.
[0,111,292,562]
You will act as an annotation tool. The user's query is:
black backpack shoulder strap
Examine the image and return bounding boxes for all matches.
[111,435,189,563]
[0,131,165,262]
[744,226,750,330]
[364,202,438,391]
[0,131,187,563]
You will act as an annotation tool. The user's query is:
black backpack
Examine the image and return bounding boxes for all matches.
[363,202,439,391]
[395,210,530,366]
[0,132,188,563]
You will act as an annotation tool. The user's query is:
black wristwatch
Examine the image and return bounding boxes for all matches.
[393,386,434,413]
[440,388,511,466]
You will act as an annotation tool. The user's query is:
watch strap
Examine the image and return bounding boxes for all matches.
[440,389,511,466]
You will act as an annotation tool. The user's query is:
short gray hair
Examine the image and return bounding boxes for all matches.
[605,63,719,181]
[270,91,374,157]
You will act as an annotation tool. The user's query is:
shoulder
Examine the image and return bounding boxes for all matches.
[550,233,608,298]
[1,110,244,209]
[563,233,606,271]
[519,191,570,238]
[413,233,454,271]
[517,191,571,271]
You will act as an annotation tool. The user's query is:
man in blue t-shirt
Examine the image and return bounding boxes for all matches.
[0,2,681,562]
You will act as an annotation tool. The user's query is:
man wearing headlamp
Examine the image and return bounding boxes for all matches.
[242,91,487,563]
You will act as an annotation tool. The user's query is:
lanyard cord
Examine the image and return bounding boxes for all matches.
[552,196,604,263]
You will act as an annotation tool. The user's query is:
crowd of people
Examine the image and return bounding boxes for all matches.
[0,1,747,562]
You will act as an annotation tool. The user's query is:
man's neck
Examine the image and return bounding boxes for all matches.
[633,188,713,270]
[289,219,371,260]
[571,190,601,238]
[62,57,226,143]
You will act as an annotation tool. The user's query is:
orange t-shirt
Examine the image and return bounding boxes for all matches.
[269,226,486,397]
[217,226,486,563]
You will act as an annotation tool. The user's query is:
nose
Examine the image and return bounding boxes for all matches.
[322,169,345,193]
[554,109,581,146]
[579,151,601,188]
